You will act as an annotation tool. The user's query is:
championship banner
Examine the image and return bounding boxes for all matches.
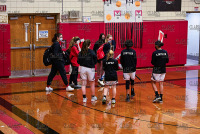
[104,0,142,23]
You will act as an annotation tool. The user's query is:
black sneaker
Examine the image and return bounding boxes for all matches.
[102,97,106,104]
[131,92,135,98]
[74,84,81,89]
[158,97,163,103]
[126,95,130,102]
[153,97,160,103]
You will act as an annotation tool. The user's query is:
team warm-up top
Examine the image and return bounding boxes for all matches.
[51,41,65,63]
[120,48,137,73]
[77,49,97,68]
[151,49,169,74]
[103,58,118,81]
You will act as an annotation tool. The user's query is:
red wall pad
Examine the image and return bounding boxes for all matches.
[0,24,11,77]
[57,20,187,70]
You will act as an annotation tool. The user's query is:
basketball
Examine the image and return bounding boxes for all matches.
[116,1,122,7]
[106,14,112,21]
[125,13,130,20]
[135,1,140,7]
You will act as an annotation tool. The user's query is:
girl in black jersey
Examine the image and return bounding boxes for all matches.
[78,40,98,103]
[151,41,169,103]
[102,50,118,104]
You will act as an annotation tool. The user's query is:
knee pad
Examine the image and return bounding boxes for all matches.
[126,80,130,89]
[131,80,134,85]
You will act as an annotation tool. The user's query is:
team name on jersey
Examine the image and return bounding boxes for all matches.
[123,52,133,55]
[156,53,166,56]
[106,62,114,64]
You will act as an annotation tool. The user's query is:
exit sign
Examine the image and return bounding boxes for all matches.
[0,5,6,12]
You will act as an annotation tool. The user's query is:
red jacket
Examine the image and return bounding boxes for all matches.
[70,44,80,67]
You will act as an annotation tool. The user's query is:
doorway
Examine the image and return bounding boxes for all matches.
[9,14,57,77]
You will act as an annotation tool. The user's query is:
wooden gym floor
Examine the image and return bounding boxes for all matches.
[0,66,200,134]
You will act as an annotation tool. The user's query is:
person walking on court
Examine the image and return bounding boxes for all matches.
[151,41,169,103]
[46,33,74,92]
[102,50,118,104]
[78,39,98,103]
[120,40,137,102]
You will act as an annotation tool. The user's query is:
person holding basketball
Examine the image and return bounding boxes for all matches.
[151,41,169,103]
[120,40,137,102]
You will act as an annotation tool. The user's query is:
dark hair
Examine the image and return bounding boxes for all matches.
[81,39,91,55]
[155,41,164,47]
[52,33,62,42]
[99,33,105,40]
[125,40,133,48]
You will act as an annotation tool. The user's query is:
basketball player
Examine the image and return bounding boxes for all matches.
[102,50,118,104]
[151,41,169,103]
[78,40,97,103]
[120,40,137,102]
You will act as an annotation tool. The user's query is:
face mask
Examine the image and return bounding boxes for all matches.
[108,40,112,43]
[59,38,63,41]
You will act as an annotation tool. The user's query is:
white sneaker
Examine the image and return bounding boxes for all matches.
[91,96,97,102]
[83,98,87,103]
[46,87,53,91]
[66,86,74,92]
[98,79,105,86]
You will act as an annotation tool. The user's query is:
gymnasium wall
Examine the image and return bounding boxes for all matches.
[0,0,199,22]
[58,20,188,68]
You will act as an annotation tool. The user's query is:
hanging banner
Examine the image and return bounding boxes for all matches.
[104,0,142,23]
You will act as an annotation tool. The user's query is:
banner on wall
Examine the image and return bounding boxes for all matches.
[104,0,142,23]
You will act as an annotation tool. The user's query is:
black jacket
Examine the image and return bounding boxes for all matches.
[103,58,118,81]
[151,49,169,74]
[120,48,137,73]
[51,41,64,63]
[78,49,97,68]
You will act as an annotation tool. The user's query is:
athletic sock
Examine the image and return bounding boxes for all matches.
[83,95,86,98]
[47,85,50,87]
[104,95,106,98]
[155,91,159,98]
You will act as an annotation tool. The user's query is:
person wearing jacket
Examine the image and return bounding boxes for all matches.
[46,33,74,92]
[102,50,118,104]
[98,34,115,86]
[93,33,105,81]
[69,36,82,89]
[151,41,169,103]
[120,40,137,102]
[78,39,98,103]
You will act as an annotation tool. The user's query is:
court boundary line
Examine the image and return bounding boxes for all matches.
[0,97,59,134]
[52,91,200,130]
[0,77,197,96]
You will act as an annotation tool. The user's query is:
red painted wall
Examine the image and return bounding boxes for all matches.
[58,20,188,69]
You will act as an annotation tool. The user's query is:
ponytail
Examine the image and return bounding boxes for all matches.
[68,37,75,52]
[106,50,114,61]
[81,39,91,55]
[52,33,62,42]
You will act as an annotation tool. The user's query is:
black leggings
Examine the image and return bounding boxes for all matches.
[47,61,68,86]
[126,80,134,89]
[69,66,79,85]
